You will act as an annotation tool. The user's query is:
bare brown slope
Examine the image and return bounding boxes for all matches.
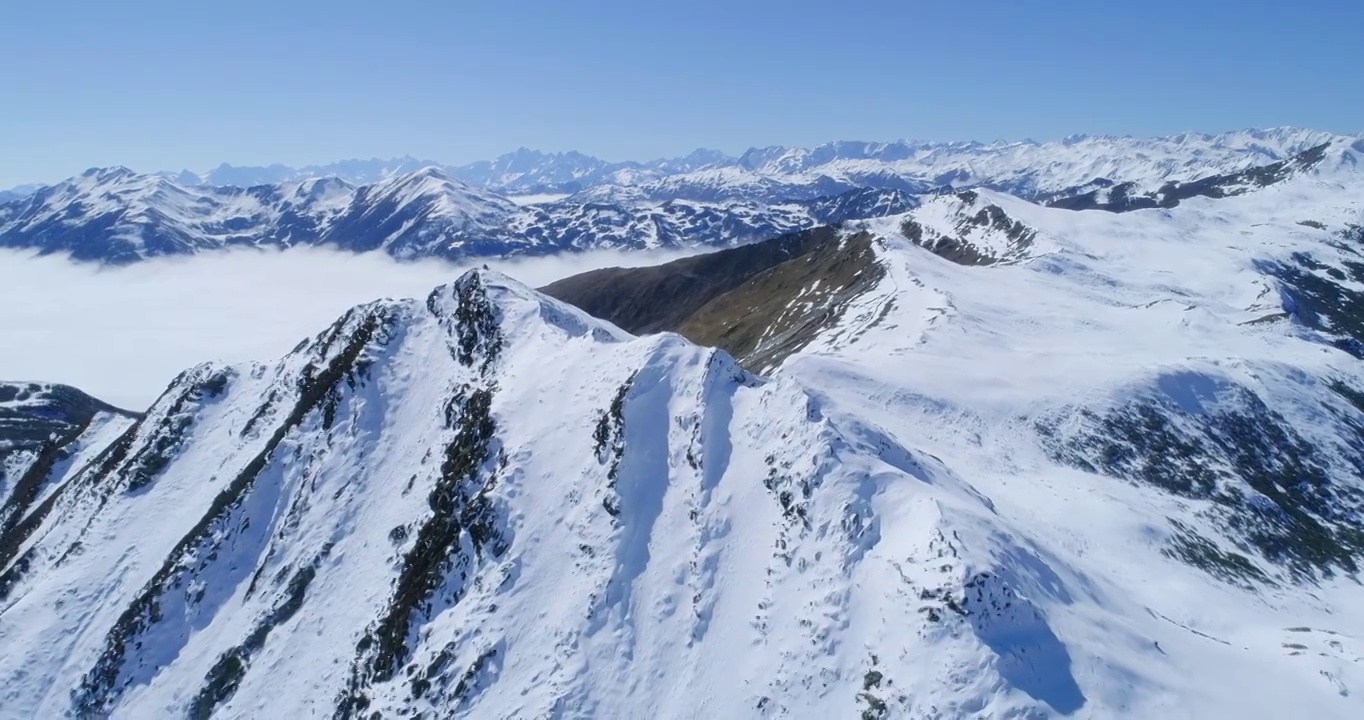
[539,227,839,335]
[676,232,881,371]
[542,226,882,371]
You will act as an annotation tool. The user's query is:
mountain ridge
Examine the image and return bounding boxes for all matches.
[3,129,1354,266]
[6,148,1364,715]
[0,166,914,263]
[8,126,1352,199]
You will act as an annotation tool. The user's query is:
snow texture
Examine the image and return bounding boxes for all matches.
[1,131,1363,718]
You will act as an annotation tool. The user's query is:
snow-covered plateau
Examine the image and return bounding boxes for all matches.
[1,131,1363,718]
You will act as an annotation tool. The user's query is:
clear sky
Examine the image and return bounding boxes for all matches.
[3,0,1361,186]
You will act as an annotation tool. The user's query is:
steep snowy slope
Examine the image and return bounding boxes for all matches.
[0,270,1104,719]
[894,190,1045,266]
[787,160,1364,713]
[533,151,1364,714]
[319,168,524,258]
[4,134,1364,717]
[1,382,138,599]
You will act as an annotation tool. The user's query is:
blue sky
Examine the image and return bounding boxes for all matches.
[3,0,1361,185]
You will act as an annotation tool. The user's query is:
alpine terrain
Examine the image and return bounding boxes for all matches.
[0,127,1351,265]
[2,130,1364,718]
[0,165,914,264]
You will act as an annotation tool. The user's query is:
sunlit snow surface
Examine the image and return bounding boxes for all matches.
[792,176,1364,716]
[2,143,1364,718]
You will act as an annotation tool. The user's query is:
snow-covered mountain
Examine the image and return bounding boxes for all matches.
[5,127,1354,265]
[3,136,1364,716]
[1,382,138,575]
[169,157,444,189]
[0,184,42,204]
[564,127,1356,207]
[0,167,913,263]
[145,126,1359,200]
[158,147,734,196]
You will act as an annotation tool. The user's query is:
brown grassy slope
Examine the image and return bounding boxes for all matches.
[675,232,882,372]
[542,227,883,371]
[539,227,838,335]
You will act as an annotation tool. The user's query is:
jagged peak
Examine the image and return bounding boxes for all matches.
[78,166,139,183]
[373,165,498,199]
[284,175,356,198]
[432,269,632,345]
[245,270,635,392]
[399,164,457,183]
[886,188,1042,266]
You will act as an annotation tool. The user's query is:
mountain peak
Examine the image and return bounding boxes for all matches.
[371,165,489,202]
[80,166,137,183]
[406,164,456,182]
[432,268,632,347]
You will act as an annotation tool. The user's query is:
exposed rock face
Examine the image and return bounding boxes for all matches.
[898,190,1039,265]
[1038,371,1364,583]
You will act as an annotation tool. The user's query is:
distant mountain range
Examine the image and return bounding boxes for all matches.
[1,127,1358,264]
[0,166,912,263]
[122,126,1346,199]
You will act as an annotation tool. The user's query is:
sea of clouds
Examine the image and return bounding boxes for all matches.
[0,246,702,408]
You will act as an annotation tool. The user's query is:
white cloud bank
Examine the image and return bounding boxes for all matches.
[0,246,702,409]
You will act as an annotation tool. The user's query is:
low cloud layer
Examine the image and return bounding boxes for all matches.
[0,246,702,409]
